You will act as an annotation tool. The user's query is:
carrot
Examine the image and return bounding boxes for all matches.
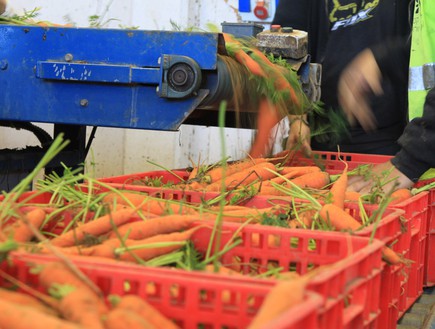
[103,192,196,216]
[58,287,106,329]
[249,98,282,158]
[223,33,266,77]
[204,264,243,276]
[218,206,278,223]
[254,166,323,191]
[102,191,147,208]
[107,214,199,240]
[38,261,108,316]
[203,158,268,184]
[113,294,180,329]
[0,298,83,329]
[50,208,137,247]
[186,180,205,190]
[257,185,286,196]
[389,188,413,205]
[319,203,361,231]
[104,308,156,329]
[293,209,316,228]
[206,161,277,192]
[345,191,362,202]
[0,287,58,316]
[329,165,348,209]
[278,166,321,176]
[248,278,307,329]
[382,246,403,265]
[3,208,46,242]
[118,226,202,262]
[289,171,330,189]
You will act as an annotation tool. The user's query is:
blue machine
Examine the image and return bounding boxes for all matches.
[0,25,233,131]
[0,23,318,191]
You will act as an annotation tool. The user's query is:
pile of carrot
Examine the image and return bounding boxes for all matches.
[184,157,331,195]
[0,152,423,328]
[0,260,180,329]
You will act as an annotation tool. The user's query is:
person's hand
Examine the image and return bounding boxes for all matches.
[347,161,413,194]
[0,0,6,15]
[286,116,312,157]
[338,48,383,131]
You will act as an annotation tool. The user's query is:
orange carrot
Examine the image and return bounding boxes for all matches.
[3,208,46,242]
[249,98,282,158]
[204,264,243,276]
[293,209,316,228]
[345,191,362,202]
[0,298,83,329]
[38,261,108,316]
[114,294,180,329]
[278,166,321,176]
[38,262,107,328]
[389,188,413,205]
[319,203,361,231]
[382,246,403,265]
[104,308,156,329]
[50,208,137,247]
[255,166,324,191]
[248,278,307,329]
[58,287,106,329]
[218,206,278,223]
[0,288,58,316]
[257,185,286,196]
[329,165,348,209]
[118,226,203,262]
[288,171,330,189]
[206,161,277,192]
[107,214,198,240]
[103,192,196,216]
[203,158,268,184]
[223,33,266,77]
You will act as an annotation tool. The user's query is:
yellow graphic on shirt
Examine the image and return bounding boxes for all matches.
[330,0,379,30]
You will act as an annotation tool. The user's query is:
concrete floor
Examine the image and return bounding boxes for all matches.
[397,287,435,329]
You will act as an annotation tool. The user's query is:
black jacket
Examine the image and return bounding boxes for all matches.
[273,0,412,155]
[392,87,435,181]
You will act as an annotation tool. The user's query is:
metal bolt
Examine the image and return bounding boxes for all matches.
[64,53,73,62]
[281,27,294,33]
[80,99,89,107]
[270,24,281,32]
[0,60,8,70]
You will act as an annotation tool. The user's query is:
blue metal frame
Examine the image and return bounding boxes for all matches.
[0,25,222,130]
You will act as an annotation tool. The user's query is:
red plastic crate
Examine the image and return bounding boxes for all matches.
[237,194,407,329]
[281,151,393,171]
[1,222,383,329]
[1,251,323,329]
[391,192,430,317]
[414,178,435,287]
[189,222,384,329]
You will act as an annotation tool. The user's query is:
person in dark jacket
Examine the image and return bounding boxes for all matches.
[273,0,413,155]
[340,0,435,192]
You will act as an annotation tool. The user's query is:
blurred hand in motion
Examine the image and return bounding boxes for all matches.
[338,48,383,131]
[347,161,413,194]
[286,115,312,157]
[0,0,6,15]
